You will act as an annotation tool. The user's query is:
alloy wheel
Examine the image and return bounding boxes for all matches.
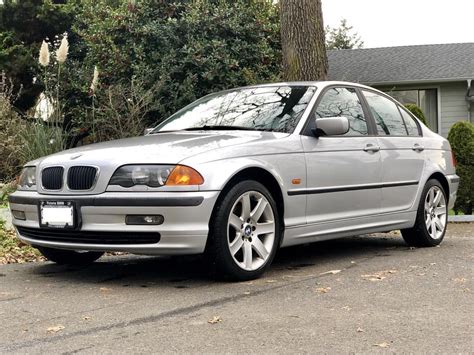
[227,191,276,271]
[424,186,447,239]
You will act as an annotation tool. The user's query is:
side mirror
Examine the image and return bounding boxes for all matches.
[144,128,154,135]
[314,117,350,136]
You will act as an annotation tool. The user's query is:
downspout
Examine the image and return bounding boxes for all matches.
[467,79,472,122]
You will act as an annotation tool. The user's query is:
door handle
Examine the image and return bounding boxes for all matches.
[363,143,380,152]
[412,143,425,152]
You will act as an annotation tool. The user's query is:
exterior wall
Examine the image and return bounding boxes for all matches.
[439,82,470,137]
[375,81,470,137]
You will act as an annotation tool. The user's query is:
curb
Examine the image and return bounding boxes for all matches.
[448,215,474,223]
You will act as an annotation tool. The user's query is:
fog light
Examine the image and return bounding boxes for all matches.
[125,215,164,225]
[11,210,26,220]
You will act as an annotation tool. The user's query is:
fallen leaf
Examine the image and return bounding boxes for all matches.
[99,287,111,292]
[341,306,351,311]
[361,270,397,281]
[47,325,65,333]
[82,316,91,321]
[453,277,466,283]
[208,316,222,324]
[315,287,331,293]
[266,279,277,283]
[243,291,251,295]
[320,270,341,275]
[429,263,436,266]
[374,342,390,348]
[357,327,364,333]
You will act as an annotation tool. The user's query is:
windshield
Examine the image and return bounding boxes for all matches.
[152,85,316,134]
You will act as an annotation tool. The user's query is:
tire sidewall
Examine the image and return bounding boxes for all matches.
[210,180,281,280]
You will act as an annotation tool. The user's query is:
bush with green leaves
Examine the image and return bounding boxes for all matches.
[447,121,474,215]
[405,103,428,127]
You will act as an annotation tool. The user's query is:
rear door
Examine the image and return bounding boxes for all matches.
[361,90,425,213]
[300,86,382,224]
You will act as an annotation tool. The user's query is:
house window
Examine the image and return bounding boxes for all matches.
[387,89,438,132]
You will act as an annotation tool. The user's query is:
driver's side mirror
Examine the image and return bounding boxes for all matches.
[314,117,350,136]
[144,128,154,135]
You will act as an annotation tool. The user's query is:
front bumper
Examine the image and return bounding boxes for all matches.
[8,190,220,255]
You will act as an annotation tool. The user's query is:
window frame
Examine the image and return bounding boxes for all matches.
[359,88,424,138]
[397,105,423,137]
[301,85,376,137]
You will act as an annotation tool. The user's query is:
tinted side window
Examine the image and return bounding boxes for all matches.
[363,90,408,136]
[315,87,368,136]
[399,108,421,136]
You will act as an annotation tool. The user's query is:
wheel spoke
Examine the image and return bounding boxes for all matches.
[256,221,274,236]
[433,190,441,206]
[428,188,435,205]
[243,242,252,269]
[425,214,431,228]
[252,237,269,259]
[229,214,242,231]
[435,207,446,216]
[251,198,268,222]
[229,236,244,256]
[434,217,444,232]
[430,219,436,236]
[241,193,251,220]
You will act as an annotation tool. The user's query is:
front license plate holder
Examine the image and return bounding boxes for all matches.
[39,201,76,229]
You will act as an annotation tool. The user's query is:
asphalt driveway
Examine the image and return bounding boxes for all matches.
[0,223,472,354]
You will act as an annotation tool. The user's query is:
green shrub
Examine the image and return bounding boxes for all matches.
[448,121,474,215]
[405,104,428,127]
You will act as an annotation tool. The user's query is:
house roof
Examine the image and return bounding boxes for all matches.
[327,43,474,85]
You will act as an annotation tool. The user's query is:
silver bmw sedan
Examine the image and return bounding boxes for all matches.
[9,81,459,280]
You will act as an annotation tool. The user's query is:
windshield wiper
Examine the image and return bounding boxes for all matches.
[183,125,259,131]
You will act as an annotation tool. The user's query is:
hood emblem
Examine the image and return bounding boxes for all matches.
[70,153,82,160]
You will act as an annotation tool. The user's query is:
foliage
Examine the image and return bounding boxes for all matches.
[0,218,43,264]
[405,103,428,127]
[326,19,363,50]
[71,0,281,128]
[0,0,74,112]
[447,121,474,215]
[0,73,28,181]
[1,181,16,208]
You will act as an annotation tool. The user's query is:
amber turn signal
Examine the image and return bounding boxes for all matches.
[166,165,204,186]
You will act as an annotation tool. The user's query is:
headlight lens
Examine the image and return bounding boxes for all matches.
[18,167,37,190]
[109,165,204,187]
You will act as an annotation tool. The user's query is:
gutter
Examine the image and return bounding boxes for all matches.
[467,79,473,122]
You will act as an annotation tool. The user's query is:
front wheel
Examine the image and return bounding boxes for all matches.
[37,246,104,266]
[401,179,448,247]
[207,180,281,281]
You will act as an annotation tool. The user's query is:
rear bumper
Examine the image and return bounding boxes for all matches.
[8,190,220,255]
[446,174,460,210]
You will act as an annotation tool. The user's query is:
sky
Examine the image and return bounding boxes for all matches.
[322,0,474,48]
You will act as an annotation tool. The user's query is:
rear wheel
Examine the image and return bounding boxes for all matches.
[37,246,104,266]
[401,179,448,247]
[207,180,281,281]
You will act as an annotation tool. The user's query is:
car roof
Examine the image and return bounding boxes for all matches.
[228,81,382,92]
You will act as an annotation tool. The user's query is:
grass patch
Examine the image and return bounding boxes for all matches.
[449,209,465,216]
[0,219,43,264]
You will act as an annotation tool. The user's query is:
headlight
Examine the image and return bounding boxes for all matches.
[108,165,204,187]
[18,167,37,190]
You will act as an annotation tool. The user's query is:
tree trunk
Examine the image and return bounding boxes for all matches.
[280,0,328,81]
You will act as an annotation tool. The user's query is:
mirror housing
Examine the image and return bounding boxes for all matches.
[144,128,154,135]
[314,117,350,136]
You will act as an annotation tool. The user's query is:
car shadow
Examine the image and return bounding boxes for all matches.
[29,233,408,287]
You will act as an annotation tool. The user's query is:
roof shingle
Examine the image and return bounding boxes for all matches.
[327,43,474,85]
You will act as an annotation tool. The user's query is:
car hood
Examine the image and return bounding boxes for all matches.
[38,131,289,166]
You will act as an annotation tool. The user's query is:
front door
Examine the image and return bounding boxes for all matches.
[300,86,382,225]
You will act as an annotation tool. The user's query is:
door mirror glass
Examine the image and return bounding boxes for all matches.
[314,116,350,136]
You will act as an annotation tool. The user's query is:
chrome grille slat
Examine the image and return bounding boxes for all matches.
[68,166,98,190]
[41,167,64,190]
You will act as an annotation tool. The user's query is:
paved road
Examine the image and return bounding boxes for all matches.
[0,224,472,354]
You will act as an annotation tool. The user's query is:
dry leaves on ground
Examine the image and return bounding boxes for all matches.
[208,316,222,324]
[320,270,341,276]
[361,270,397,281]
[47,325,65,333]
[374,342,391,348]
[315,287,331,293]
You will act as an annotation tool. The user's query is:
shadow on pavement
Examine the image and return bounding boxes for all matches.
[27,234,408,286]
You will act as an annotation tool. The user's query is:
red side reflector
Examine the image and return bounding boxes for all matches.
[451,151,457,168]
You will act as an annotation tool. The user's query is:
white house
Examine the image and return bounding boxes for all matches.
[327,43,474,136]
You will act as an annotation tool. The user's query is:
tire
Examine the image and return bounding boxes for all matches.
[37,246,104,266]
[207,180,281,281]
[401,179,448,247]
